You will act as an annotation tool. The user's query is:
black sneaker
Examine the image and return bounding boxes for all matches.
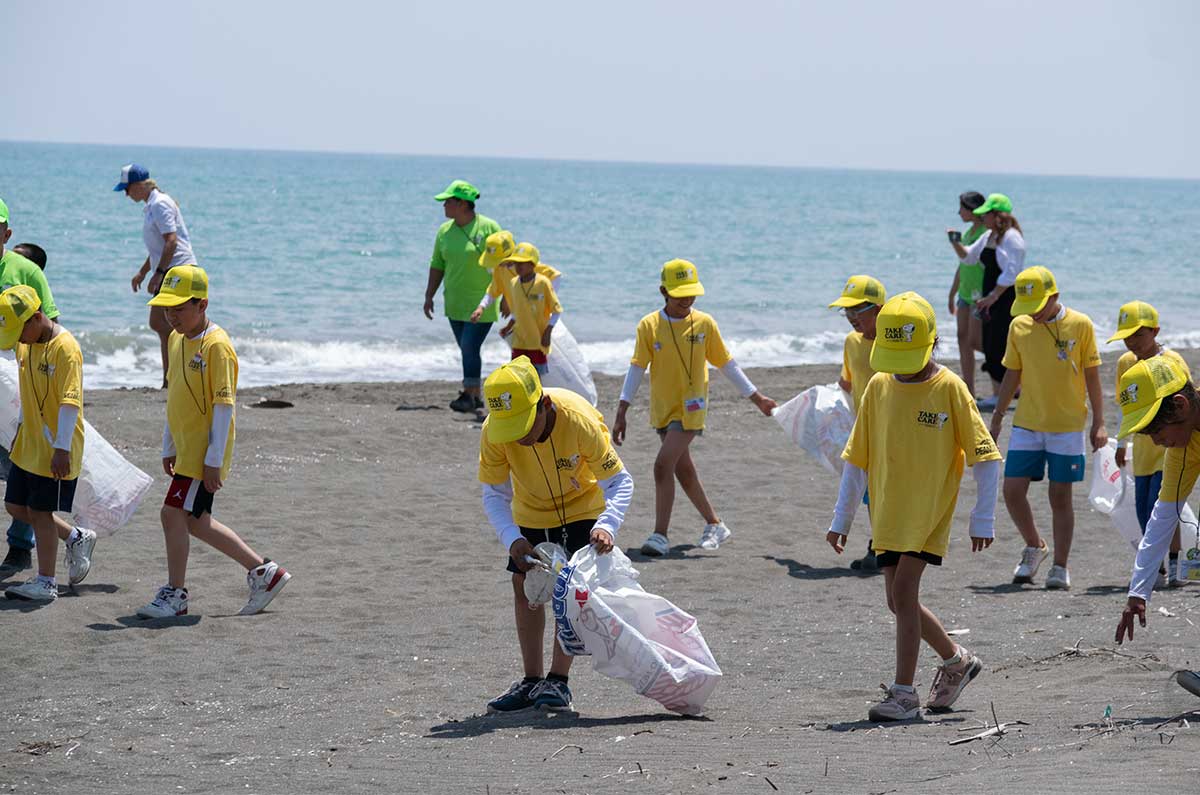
[473,395,484,411]
[487,678,542,713]
[850,550,879,572]
[0,546,32,578]
[449,392,475,413]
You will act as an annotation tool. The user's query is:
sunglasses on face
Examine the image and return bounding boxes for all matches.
[840,303,876,318]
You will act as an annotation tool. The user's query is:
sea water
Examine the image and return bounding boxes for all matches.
[3,141,1197,388]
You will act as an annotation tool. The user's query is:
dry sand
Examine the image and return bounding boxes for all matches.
[2,353,1198,794]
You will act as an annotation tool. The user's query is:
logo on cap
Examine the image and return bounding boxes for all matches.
[1120,311,1129,324]
[488,391,513,411]
[1119,383,1139,406]
[1019,282,1035,296]
[166,275,183,289]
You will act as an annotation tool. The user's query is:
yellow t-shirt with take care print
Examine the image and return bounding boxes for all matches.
[1116,349,1190,476]
[166,325,238,480]
[842,367,1001,558]
[478,388,625,529]
[12,331,85,479]
[1002,307,1101,433]
[840,331,875,414]
[631,309,733,430]
[487,262,562,303]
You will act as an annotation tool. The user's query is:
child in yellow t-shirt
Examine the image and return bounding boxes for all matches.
[135,266,291,619]
[0,286,96,603]
[829,274,887,571]
[1108,300,1189,586]
[612,259,776,557]
[827,292,1001,721]
[489,243,562,376]
[989,266,1106,591]
[472,232,563,321]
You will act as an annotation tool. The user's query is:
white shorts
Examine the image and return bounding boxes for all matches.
[1008,427,1085,455]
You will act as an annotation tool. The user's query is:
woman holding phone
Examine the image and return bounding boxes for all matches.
[947,193,1025,410]
[946,191,988,397]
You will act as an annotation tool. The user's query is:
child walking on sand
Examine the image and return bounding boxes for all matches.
[826,292,1001,720]
[612,260,775,556]
[0,286,96,603]
[829,274,886,571]
[473,231,563,321]
[487,243,562,376]
[1109,301,1189,586]
[989,266,1106,589]
[136,266,290,618]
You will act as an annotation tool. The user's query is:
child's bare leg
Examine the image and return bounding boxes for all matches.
[675,446,718,525]
[653,429,694,536]
[970,315,983,353]
[956,308,975,396]
[9,503,56,578]
[186,512,264,570]
[161,506,192,588]
[547,630,576,678]
[1003,476,1043,548]
[1047,481,1074,567]
[884,560,956,673]
[884,557,935,687]
[511,574,545,678]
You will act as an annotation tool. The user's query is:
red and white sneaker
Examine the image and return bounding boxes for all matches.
[240,559,291,615]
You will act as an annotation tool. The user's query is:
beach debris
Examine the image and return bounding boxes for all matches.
[1156,606,1177,618]
[544,744,583,761]
[949,702,1028,746]
[946,628,970,636]
[13,731,90,756]
[394,404,443,411]
[250,399,294,409]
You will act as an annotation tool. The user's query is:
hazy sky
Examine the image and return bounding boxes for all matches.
[6,1,1198,178]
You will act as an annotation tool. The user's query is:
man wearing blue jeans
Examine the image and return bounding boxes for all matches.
[0,445,34,576]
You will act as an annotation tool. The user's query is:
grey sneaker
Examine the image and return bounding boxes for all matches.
[927,648,983,711]
[1045,564,1071,590]
[487,678,542,713]
[640,532,669,557]
[137,585,189,618]
[64,528,97,585]
[868,685,920,721]
[1012,544,1049,584]
[5,577,58,602]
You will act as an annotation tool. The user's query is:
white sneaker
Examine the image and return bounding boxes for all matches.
[699,521,732,550]
[1157,569,1170,590]
[64,527,97,585]
[240,560,291,615]
[5,577,58,602]
[1012,544,1049,584]
[867,685,920,721]
[640,533,670,557]
[1045,564,1071,590]
[137,585,189,618]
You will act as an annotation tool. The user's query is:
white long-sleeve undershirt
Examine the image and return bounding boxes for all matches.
[1129,499,1186,603]
[619,360,757,404]
[53,405,78,452]
[205,404,234,468]
[482,469,634,552]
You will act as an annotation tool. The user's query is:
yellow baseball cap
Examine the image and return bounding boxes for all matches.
[829,275,886,308]
[503,242,540,266]
[1117,354,1190,437]
[0,285,41,350]
[483,356,544,443]
[148,265,208,307]
[478,231,517,269]
[1107,300,1159,343]
[661,259,704,298]
[1010,266,1058,316]
[870,291,937,374]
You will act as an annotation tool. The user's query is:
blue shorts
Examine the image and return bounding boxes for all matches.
[1134,471,1164,531]
[1004,427,1085,483]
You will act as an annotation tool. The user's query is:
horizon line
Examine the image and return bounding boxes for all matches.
[3,136,1198,184]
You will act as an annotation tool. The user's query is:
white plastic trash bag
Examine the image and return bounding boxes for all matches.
[0,357,153,536]
[542,320,598,406]
[1088,440,1198,553]
[772,383,854,475]
[552,546,721,716]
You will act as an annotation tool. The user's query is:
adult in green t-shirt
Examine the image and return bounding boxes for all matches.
[423,180,503,413]
[0,199,60,322]
[947,191,987,397]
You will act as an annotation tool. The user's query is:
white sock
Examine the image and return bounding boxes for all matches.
[943,646,962,665]
[67,528,81,545]
[891,682,916,694]
[35,574,56,587]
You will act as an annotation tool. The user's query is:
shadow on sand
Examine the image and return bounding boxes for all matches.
[762,555,875,580]
[428,710,703,740]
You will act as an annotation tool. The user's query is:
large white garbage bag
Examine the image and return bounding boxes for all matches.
[0,357,153,536]
[552,546,721,716]
[772,383,854,475]
[1088,440,1197,553]
[542,320,598,406]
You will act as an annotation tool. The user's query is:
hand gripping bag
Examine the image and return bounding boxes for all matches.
[552,546,721,715]
[772,383,854,475]
[0,357,153,535]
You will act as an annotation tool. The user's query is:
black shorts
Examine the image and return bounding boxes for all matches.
[163,475,215,518]
[505,518,597,574]
[876,549,943,568]
[4,463,77,513]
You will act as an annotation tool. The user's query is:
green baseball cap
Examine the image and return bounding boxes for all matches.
[434,180,481,202]
[973,193,1013,215]
[0,197,9,224]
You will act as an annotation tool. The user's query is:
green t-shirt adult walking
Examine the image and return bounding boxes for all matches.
[423,180,503,413]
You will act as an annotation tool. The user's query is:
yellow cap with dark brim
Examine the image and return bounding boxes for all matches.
[1117,355,1189,437]
[869,291,937,374]
[483,357,544,443]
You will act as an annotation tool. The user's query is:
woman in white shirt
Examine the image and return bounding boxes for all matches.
[948,193,1026,408]
[115,164,198,388]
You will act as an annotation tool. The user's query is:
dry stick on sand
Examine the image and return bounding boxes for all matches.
[14,731,91,756]
[544,744,583,762]
[948,703,1030,746]
[993,637,1160,674]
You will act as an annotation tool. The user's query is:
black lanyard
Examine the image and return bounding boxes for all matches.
[180,325,211,416]
[530,428,570,547]
[666,313,696,386]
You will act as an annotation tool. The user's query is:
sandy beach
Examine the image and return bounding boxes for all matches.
[2,352,1198,794]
